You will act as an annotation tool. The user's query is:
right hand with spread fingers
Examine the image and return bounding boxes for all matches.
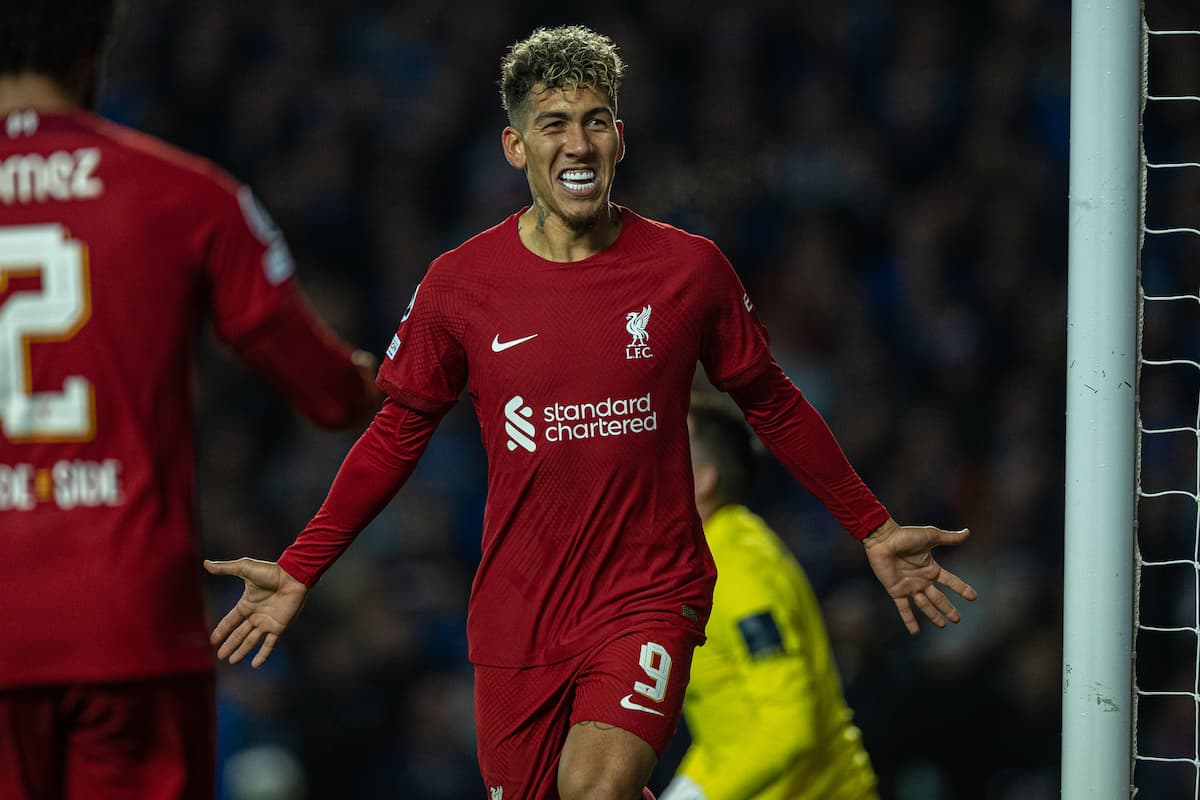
[862,518,978,635]
[204,557,308,668]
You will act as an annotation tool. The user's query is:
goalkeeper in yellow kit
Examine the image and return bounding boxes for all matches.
[661,394,880,800]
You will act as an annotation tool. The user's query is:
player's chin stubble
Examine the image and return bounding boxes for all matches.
[533,197,600,234]
[561,210,600,233]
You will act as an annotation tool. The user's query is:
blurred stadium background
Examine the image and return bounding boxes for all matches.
[94,0,1199,797]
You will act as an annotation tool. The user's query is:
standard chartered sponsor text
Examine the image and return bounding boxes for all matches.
[542,393,657,443]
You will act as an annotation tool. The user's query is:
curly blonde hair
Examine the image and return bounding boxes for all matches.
[499,25,624,127]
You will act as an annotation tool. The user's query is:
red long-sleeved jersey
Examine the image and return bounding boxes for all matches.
[279,210,887,667]
[0,109,374,686]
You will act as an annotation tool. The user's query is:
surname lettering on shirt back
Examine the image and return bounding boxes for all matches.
[0,148,103,204]
[0,459,123,511]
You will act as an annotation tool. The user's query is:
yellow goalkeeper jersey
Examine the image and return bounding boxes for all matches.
[677,504,879,800]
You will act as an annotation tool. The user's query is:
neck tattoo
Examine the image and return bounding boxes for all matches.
[534,201,550,233]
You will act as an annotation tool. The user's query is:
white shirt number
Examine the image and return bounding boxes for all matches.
[0,224,92,441]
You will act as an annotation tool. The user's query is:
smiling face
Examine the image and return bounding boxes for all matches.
[502,83,624,234]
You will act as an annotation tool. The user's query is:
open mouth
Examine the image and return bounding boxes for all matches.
[558,168,598,196]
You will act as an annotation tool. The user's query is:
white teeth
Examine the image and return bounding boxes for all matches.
[558,169,597,195]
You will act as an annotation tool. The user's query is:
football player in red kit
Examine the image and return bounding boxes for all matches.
[0,4,380,798]
[208,25,977,800]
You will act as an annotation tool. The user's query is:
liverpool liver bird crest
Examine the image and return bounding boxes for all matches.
[625,305,651,346]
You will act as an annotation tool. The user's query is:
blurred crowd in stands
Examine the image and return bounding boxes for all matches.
[99,0,1199,797]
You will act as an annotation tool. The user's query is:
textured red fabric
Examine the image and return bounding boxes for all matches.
[0,675,214,800]
[474,622,700,798]
[376,210,770,666]
[0,109,369,686]
[286,208,887,672]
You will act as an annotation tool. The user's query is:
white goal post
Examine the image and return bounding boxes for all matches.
[1063,0,1140,797]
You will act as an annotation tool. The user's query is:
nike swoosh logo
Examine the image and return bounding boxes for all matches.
[491,333,539,352]
[619,694,665,717]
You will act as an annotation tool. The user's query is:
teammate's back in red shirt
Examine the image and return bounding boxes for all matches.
[0,4,380,798]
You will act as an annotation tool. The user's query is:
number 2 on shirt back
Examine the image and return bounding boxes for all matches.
[0,224,93,442]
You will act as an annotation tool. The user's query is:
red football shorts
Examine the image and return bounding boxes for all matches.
[0,673,215,800]
[475,620,702,800]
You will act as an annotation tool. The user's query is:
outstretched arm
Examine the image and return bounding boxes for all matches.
[728,363,977,632]
[206,398,445,666]
[863,517,977,634]
[231,292,383,429]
